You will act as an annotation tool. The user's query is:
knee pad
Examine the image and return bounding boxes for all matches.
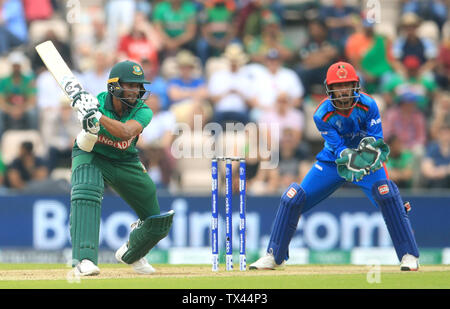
[268,183,306,265]
[121,210,175,264]
[70,164,104,265]
[372,180,419,260]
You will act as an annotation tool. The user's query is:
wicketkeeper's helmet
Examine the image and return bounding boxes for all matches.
[324,61,361,110]
[107,60,151,108]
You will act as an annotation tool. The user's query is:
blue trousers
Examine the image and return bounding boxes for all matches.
[300,160,389,213]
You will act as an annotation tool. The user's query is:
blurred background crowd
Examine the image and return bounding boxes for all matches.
[0,0,448,196]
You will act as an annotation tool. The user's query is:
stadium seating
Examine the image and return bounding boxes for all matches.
[1,130,47,165]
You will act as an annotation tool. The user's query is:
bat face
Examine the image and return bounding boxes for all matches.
[62,76,83,99]
[35,40,84,100]
[35,40,98,153]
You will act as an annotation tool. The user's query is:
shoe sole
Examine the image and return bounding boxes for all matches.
[400,266,419,271]
[249,266,276,270]
[134,269,156,274]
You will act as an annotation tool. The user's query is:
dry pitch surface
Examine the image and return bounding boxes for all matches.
[0,264,449,289]
[0,265,448,281]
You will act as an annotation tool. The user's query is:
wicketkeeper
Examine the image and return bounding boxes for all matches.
[70,60,174,276]
[250,62,420,271]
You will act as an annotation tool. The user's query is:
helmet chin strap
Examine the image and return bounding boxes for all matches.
[119,97,137,109]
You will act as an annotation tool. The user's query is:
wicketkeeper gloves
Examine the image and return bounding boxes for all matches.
[335,148,371,182]
[357,137,390,173]
[335,138,390,182]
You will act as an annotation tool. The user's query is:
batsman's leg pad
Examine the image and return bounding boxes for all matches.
[267,183,306,265]
[70,164,104,266]
[121,210,175,264]
[372,180,419,260]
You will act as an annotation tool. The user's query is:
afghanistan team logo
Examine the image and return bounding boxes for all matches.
[132,65,143,75]
[336,65,348,79]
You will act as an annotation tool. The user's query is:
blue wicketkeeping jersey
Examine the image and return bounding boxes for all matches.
[313,92,383,162]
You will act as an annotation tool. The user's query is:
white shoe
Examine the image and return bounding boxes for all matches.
[249,253,285,270]
[74,259,100,276]
[115,243,156,274]
[131,257,156,274]
[400,254,419,271]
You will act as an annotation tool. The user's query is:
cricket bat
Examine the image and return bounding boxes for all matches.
[35,40,97,152]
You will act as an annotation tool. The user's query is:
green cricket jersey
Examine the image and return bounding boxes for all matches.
[72,91,153,160]
[152,1,196,38]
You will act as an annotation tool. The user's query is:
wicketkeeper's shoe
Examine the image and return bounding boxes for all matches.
[74,259,100,276]
[400,254,419,271]
[249,253,285,270]
[115,243,156,275]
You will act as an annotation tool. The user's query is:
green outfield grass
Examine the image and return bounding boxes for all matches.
[0,264,449,289]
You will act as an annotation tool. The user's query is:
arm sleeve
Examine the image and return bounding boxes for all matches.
[314,115,347,158]
[133,106,153,130]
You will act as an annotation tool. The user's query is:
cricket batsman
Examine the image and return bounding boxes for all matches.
[70,60,174,276]
[250,62,420,271]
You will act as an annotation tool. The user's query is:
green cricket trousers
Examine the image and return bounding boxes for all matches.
[70,152,160,265]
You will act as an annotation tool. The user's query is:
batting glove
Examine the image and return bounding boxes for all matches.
[81,108,102,135]
[72,91,100,114]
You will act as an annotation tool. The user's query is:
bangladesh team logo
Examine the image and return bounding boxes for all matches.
[132,65,143,75]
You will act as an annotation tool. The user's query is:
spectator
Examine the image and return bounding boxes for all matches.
[79,49,112,95]
[0,151,5,187]
[297,20,339,97]
[245,10,294,64]
[391,13,438,78]
[208,43,254,127]
[22,0,53,24]
[238,0,283,41]
[275,127,311,191]
[104,0,137,48]
[430,91,450,140]
[0,51,38,137]
[382,92,427,156]
[319,0,359,50]
[73,16,112,69]
[385,135,414,189]
[0,0,28,55]
[400,0,448,32]
[196,0,238,65]
[382,54,437,115]
[139,141,175,190]
[29,29,72,74]
[258,91,304,145]
[141,57,170,111]
[35,68,65,119]
[167,50,210,129]
[138,91,176,152]
[249,48,304,122]
[345,14,394,94]
[40,97,80,173]
[117,12,161,69]
[152,0,197,59]
[138,96,176,191]
[435,25,450,89]
[420,115,450,188]
[4,141,49,190]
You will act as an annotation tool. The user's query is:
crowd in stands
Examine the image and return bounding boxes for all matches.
[0,0,448,195]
